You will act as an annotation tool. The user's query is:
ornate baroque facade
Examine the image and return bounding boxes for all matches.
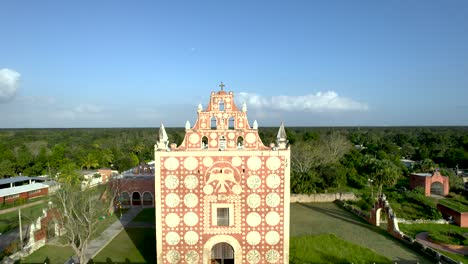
[155,84,290,263]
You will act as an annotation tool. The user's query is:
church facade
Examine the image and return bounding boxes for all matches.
[155,84,290,264]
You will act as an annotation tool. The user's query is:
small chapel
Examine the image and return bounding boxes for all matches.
[155,83,291,264]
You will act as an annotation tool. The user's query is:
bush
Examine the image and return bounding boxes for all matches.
[428,230,467,245]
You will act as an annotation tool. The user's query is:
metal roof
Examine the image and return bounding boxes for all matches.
[0,181,54,197]
[0,176,50,185]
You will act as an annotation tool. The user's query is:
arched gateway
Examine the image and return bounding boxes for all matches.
[203,235,242,264]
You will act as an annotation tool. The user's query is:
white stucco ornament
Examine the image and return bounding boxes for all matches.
[231,156,242,166]
[266,174,281,189]
[185,250,199,264]
[203,157,213,167]
[265,230,280,245]
[266,156,281,171]
[266,211,280,226]
[165,213,180,228]
[184,175,198,189]
[165,231,180,245]
[246,212,261,227]
[165,175,179,189]
[184,193,198,208]
[164,157,179,170]
[166,250,180,263]
[247,175,261,189]
[247,249,261,264]
[165,193,180,208]
[184,156,198,171]
[247,193,261,209]
[189,133,199,144]
[266,193,280,207]
[265,250,280,263]
[246,231,261,245]
[184,212,199,226]
[184,231,199,245]
[247,156,262,171]
[246,132,256,144]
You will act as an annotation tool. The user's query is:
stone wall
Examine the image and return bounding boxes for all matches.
[290,192,357,203]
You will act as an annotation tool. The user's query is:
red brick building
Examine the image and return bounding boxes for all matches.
[155,84,291,264]
[113,162,155,207]
[410,171,449,196]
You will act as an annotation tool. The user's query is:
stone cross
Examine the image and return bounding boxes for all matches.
[219,82,225,91]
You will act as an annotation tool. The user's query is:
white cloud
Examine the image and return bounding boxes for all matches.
[0,68,20,103]
[75,104,102,113]
[237,91,368,112]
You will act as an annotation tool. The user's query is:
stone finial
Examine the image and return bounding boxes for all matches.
[185,120,191,130]
[276,122,288,149]
[198,103,203,112]
[242,102,247,112]
[253,120,258,130]
[157,123,169,150]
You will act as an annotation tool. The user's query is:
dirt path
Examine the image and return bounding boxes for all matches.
[291,202,432,264]
[0,200,45,215]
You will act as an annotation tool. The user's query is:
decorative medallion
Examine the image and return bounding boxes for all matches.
[231,156,242,167]
[184,157,198,171]
[247,250,261,264]
[165,193,180,208]
[265,231,280,245]
[184,193,198,208]
[184,212,198,226]
[247,193,261,209]
[238,122,244,128]
[228,132,235,139]
[210,132,217,139]
[185,250,199,264]
[165,213,180,228]
[210,139,217,147]
[247,156,262,171]
[203,185,214,194]
[266,193,280,207]
[166,250,180,264]
[266,156,281,170]
[246,212,261,227]
[205,163,241,193]
[189,133,200,144]
[266,211,280,226]
[203,157,214,167]
[266,174,281,189]
[164,157,179,170]
[247,175,261,189]
[184,231,199,245]
[246,231,261,245]
[246,133,256,144]
[265,249,280,263]
[165,175,179,189]
[184,175,198,189]
[201,122,207,128]
[165,231,180,245]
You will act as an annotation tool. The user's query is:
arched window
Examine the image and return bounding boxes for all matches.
[143,192,153,206]
[228,117,235,129]
[202,136,209,149]
[219,100,225,111]
[237,136,244,149]
[211,117,217,130]
[120,192,130,206]
[132,192,141,206]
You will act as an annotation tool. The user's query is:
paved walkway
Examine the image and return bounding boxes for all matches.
[65,207,143,263]
[291,203,432,264]
[416,232,468,255]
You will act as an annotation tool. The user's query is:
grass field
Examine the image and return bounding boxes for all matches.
[19,245,74,263]
[290,234,391,263]
[0,203,48,234]
[92,228,155,263]
[131,208,155,223]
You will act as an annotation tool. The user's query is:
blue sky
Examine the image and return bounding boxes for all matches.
[1,0,467,127]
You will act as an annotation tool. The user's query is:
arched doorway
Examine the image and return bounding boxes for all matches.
[120,192,130,206]
[211,242,234,264]
[132,192,141,206]
[431,182,444,195]
[143,192,153,206]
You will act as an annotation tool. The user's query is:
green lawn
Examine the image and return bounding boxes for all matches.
[439,195,468,212]
[92,228,156,263]
[19,245,74,264]
[131,208,155,222]
[0,203,48,234]
[290,234,391,263]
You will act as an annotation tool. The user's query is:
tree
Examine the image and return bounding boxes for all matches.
[0,159,15,178]
[52,168,108,264]
[368,158,401,197]
[80,153,100,170]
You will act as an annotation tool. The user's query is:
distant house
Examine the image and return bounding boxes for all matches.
[81,169,119,189]
[112,162,155,207]
[0,176,58,205]
[410,171,449,196]
[400,159,416,169]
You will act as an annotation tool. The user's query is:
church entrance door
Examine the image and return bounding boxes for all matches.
[211,242,234,264]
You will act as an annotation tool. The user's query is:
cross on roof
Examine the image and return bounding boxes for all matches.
[219,82,225,91]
